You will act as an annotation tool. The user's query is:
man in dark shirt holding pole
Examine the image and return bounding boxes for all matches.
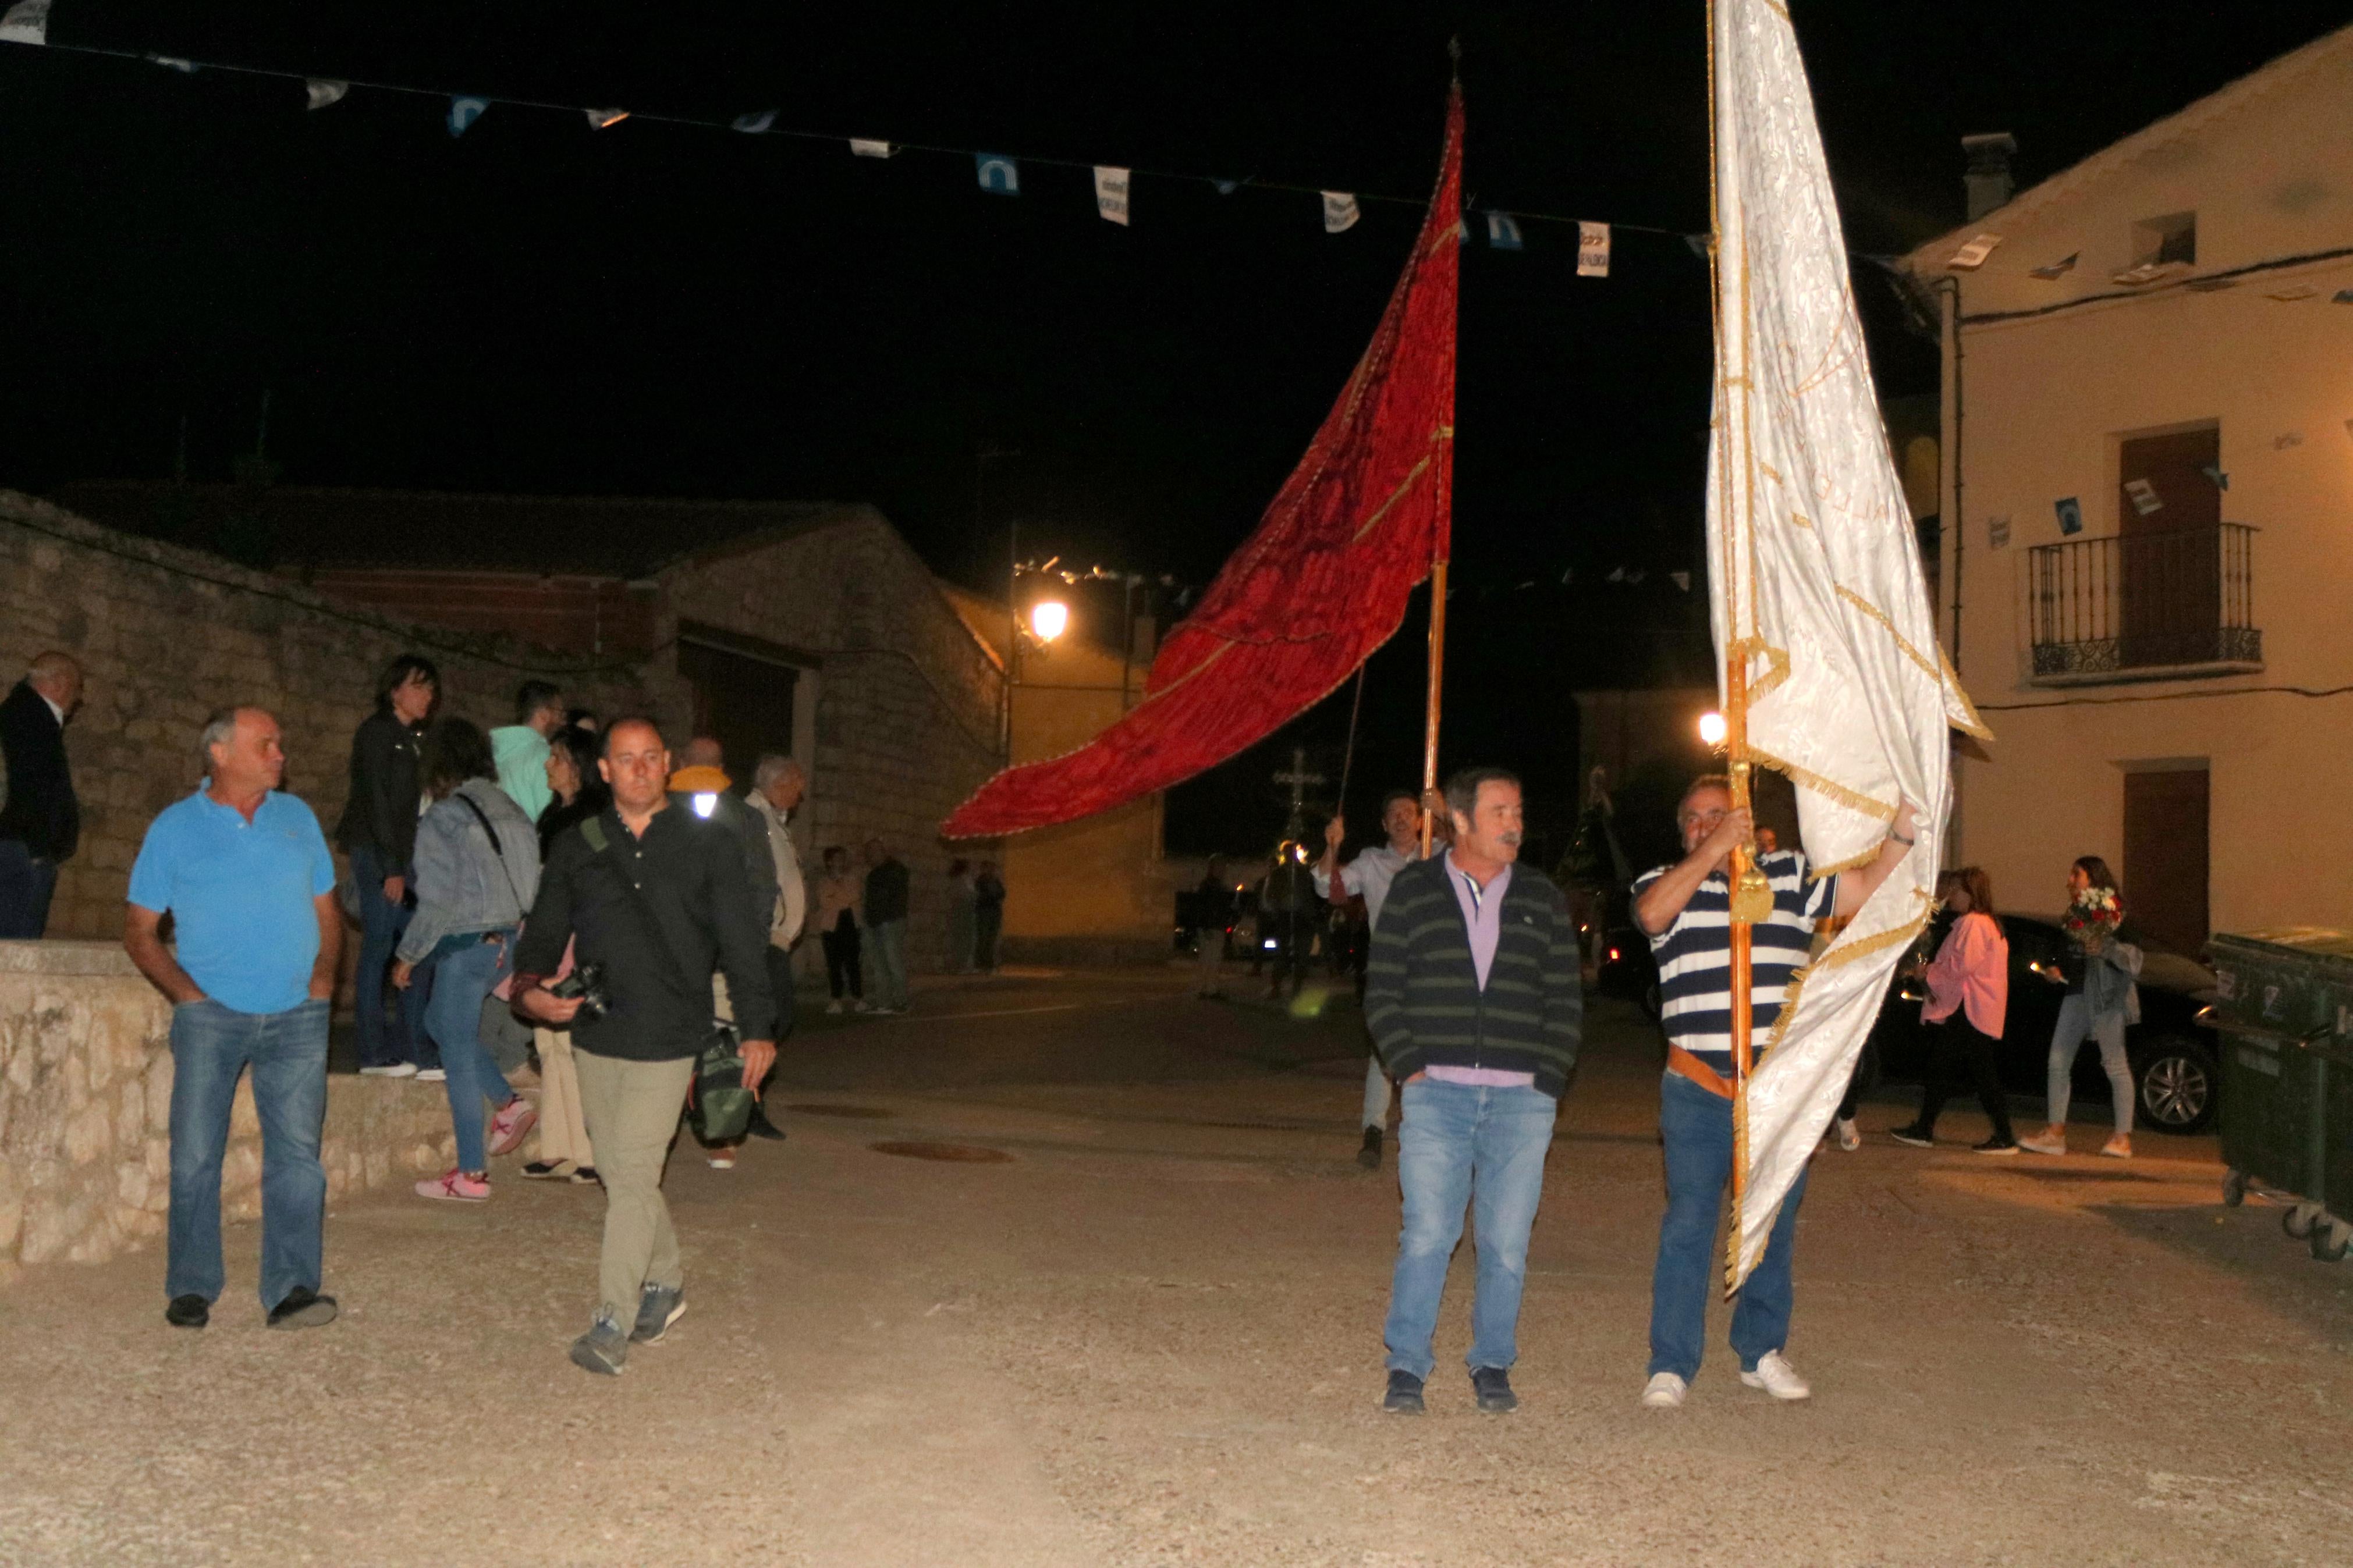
[513,717,777,1376]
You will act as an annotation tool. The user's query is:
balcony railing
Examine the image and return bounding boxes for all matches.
[2028,524,2261,680]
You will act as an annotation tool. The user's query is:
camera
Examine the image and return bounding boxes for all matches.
[547,962,611,1022]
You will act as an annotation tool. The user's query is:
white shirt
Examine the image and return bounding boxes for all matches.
[746,791,807,948]
[1312,842,1415,932]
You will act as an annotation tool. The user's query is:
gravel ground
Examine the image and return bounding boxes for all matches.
[3,970,2348,1566]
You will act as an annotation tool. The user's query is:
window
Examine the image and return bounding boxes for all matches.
[2132,211,2196,268]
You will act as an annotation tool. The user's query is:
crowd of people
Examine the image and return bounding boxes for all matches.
[67,645,998,1374]
[0,643,2162,1399]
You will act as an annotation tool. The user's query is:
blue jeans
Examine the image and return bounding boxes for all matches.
[1382,1078,1559,1379]
[420,929,517,1172]
[0,839,58,938]
[1648,1071,1810,1381]
[868,919,908,1009]
[2048,994,2134,1134]
[351,845,428,1069]
[166,997,331,1309]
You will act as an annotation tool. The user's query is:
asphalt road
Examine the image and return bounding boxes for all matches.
[3,965,2349,1566]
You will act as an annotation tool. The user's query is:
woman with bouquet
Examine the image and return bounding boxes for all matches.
[2021,856,2141,1158]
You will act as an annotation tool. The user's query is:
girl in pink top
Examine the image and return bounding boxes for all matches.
[1891,866,2016,1152]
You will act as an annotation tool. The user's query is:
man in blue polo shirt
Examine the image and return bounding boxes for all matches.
[125,707,343,1332]
[1631,774,1915,1408]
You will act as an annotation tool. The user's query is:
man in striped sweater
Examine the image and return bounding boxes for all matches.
[1632,774,1915,1409]
[1367,767,1582,1416]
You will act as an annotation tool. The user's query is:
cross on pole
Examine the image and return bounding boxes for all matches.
[1273,746,1325,838]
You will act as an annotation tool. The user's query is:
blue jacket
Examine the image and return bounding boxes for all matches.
[398,779,542,963]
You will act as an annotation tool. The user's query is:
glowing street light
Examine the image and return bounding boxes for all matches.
[1030,599,1070,642]
[1697,710,1728,746]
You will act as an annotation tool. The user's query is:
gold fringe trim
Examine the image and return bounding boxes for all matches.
[1738,742,1899,822]
[1940,646,1995,740]
[1790,511,1814,529]
[1351,454,1436,543]
[1834,584,1942,683]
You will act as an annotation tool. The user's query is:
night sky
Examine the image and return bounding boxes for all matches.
[3,1,2347,860]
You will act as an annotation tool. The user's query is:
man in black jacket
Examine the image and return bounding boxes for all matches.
[0,652,84,938]
[514,717,776,1376]
[1366,767,1581,1418]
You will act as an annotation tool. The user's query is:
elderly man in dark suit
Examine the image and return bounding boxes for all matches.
[0,650,83,938]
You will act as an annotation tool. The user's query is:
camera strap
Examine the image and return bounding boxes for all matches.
[580,813,708,1011]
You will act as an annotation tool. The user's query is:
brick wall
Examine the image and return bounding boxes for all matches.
[0,493,666,939]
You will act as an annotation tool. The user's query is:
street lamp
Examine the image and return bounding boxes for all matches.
[1697,710,1728,747]
[1029,599,1069,643]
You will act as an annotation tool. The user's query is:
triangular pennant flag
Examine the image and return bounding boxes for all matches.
[150,55,198,73]
[1577,221,1612,276]
[975,153,1020,195]
[849,138,895,158]
[304,79,349,111]
[1484,212,1522,250]
[1321,191,1360,233]
[2028,251,2079,280]
[448,96,490,137]
[732,110,777,134]
[1685,232,1710,259]
[2202,464,2228,490]
[1670,571,1692,592]
[1094,166,1131,226]
[0,1,49,46]
[584,108,629,129]
[1212,179,1239,195]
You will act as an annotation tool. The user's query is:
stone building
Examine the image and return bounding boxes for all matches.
[12,485,1007,970]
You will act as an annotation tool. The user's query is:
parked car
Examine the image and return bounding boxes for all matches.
[1871,912,2221,1134]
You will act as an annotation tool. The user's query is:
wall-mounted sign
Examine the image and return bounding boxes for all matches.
[2123,478,2163,515]
[2055,497,2084,535]
[1988,514,2011,549]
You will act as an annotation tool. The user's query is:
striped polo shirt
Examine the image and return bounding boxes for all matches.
[1634,849,1835,1073]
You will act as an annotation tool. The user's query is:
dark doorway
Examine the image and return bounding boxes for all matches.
[2117,428,2220,668]
[2123,766,2210,955]
[679,629,800,785]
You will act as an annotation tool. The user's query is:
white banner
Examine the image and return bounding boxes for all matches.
[975,152,1020,194]
[448,96,489,138]
[1321,190,1360,233]
[1577,221,1611,277]
[304,79,349,111]
[1708,0,1988,1286]
[0,1,48,46]
[1094,166,1131,226]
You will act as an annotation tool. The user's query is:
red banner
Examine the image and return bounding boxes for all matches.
[942,89,1461,840]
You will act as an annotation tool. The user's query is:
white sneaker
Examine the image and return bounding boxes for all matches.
[359,1062,418,1079]
[1639,1372,1687,1409]
[415,1068,447,1083]
[1739,1352,1811,1402]
[1834,1117,1861,1151]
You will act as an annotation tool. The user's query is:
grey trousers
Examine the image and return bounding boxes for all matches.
[573,1050,695,1324]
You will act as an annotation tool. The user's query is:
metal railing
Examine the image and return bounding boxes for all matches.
[2028,524,2260,678]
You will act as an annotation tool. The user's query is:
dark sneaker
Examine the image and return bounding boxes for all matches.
[165,1294,210,1329]
[1357,1126,1383,1170]
[1889,1124,1936,1149]
[630,1283,686,1345]
[1974,1136,2021,1155]
[266,1287,339,1330]
[569,1165,602,1185]
[1382,1370,1426,1414]
[1471,1366,1518,1414]
[570,1313,630,1376]
[521,1160,567,1180]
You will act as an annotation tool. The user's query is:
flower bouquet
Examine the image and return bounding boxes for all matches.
[2063,885,2123,952]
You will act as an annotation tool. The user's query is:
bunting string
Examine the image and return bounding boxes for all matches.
[0,10,1707,258]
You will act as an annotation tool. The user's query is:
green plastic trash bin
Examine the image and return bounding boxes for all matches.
[2206,929,2353,1260]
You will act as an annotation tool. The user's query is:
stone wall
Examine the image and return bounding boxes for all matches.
[663,512,1006,972]
[0,493,667,941]
[0,940,462,1281]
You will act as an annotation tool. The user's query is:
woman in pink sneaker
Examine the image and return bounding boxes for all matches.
[393,719,543,1201]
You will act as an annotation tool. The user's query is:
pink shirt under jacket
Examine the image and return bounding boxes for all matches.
[1923,910,2007,1038]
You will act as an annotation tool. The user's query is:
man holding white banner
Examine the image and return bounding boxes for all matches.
[1632,777,1915,1407]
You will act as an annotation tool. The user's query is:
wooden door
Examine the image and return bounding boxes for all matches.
[679,638,797,787]
[2123,767,2210,955]
[2117,429,2220,667]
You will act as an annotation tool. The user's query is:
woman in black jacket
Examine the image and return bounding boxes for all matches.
[535,726,609,856]
[336,652,439,1076]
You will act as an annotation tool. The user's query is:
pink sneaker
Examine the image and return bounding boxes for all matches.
[416,1169,490,1202]
[487,1097,539,1158]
